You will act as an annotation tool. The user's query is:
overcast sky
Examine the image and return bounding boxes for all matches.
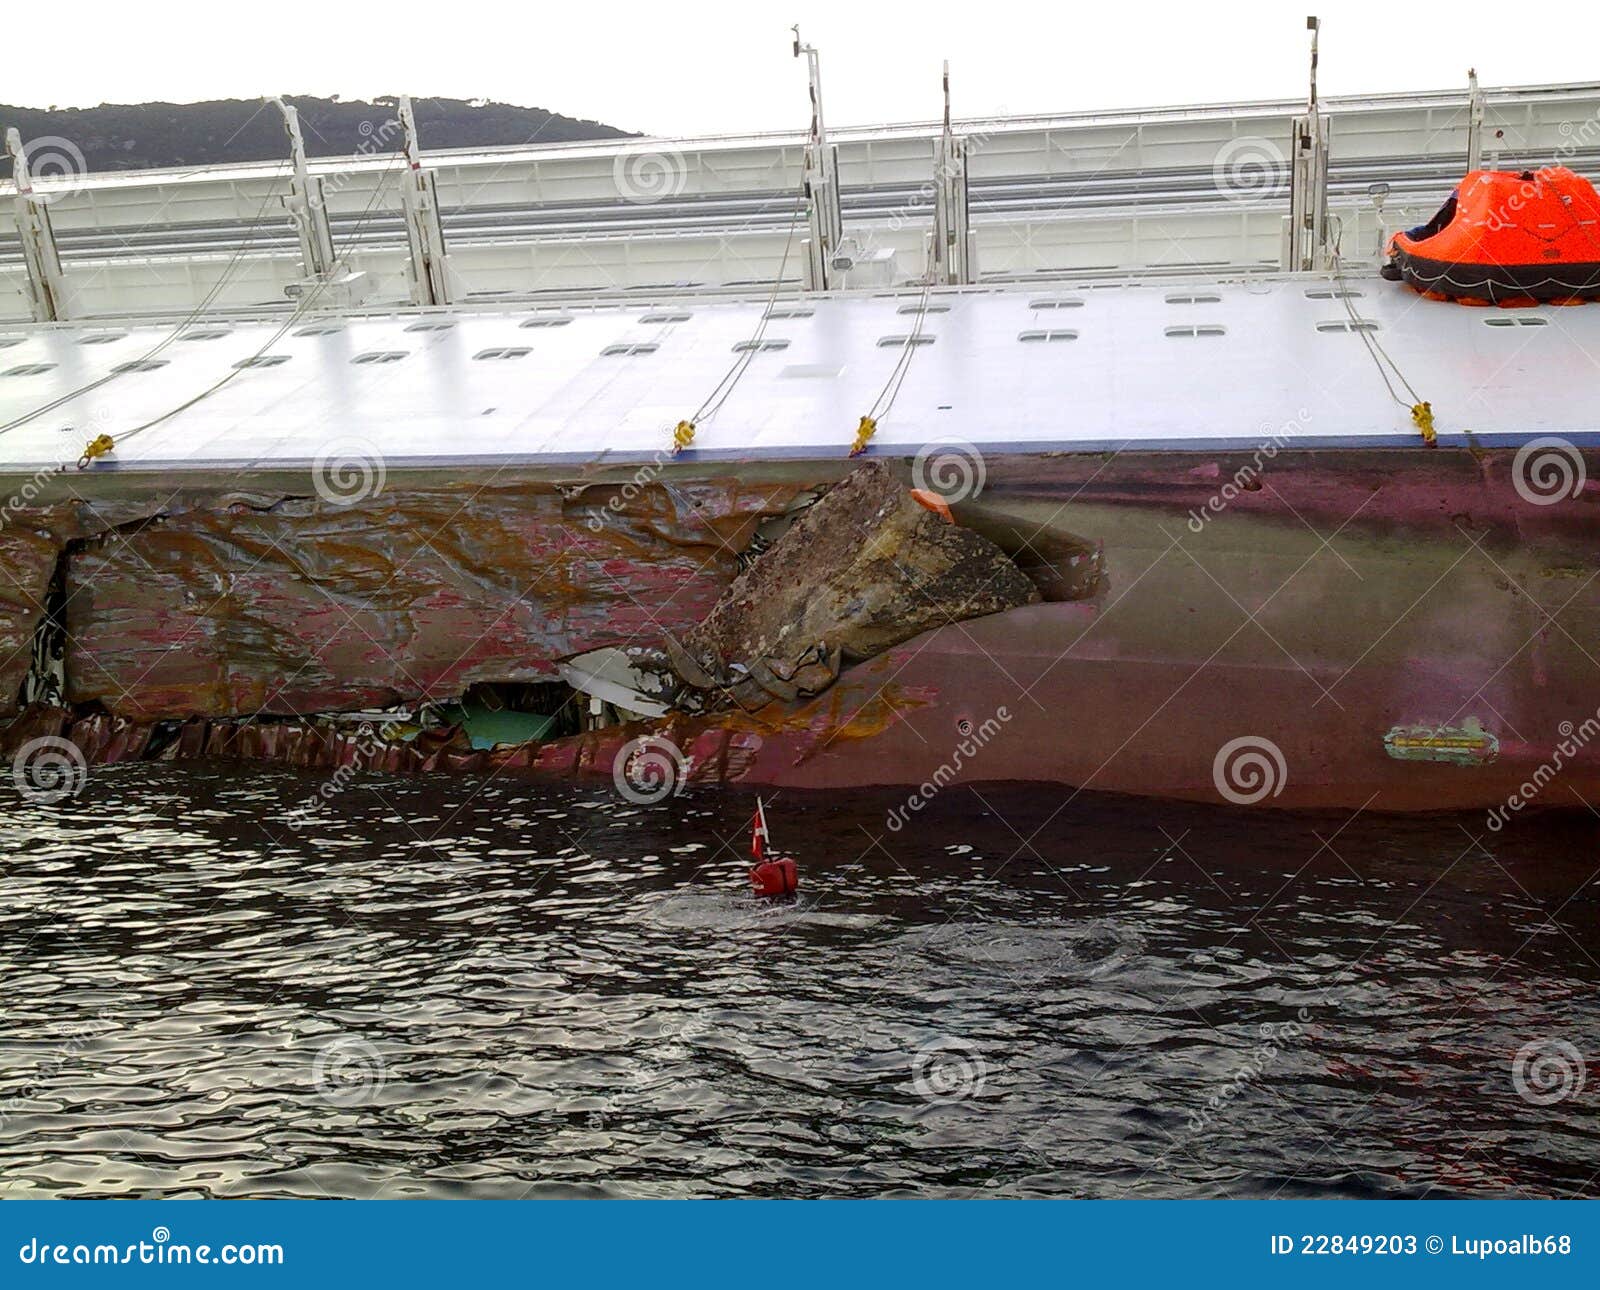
[11,0,1600,137]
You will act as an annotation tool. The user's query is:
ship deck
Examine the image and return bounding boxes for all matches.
[2,271,1599,478]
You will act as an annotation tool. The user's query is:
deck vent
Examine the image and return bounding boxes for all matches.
[641,312,693,324]
[0,337,24,349]
[1019,329,1079,343]
[1484,315,1549,327]
[474,347,532,361]
[234,354,291,369]
[876,335,936,347]
[1305,287,1363,299]
[1166,292,1222,305]
[732,338,790,353]
[295,324,345,337]
[3,363,56,376]
[405,320,457,332]
[1164,325,1226,338]
[352,351,407,365]
[1315,320,1380,333]
[78,332,128,345]
[520,316,573,328]
[764,307,815,320]
[1029,298,1085,310]
[899,302,952,314]
[113,359,169,373]
[180,329,232,341]
[601,343,659,357]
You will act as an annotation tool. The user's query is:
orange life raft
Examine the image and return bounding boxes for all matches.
[1386,166,1600,304]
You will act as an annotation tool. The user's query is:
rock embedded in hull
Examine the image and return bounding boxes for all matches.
[668,460,1039,709]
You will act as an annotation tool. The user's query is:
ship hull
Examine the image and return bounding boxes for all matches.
[4,445,1596,814]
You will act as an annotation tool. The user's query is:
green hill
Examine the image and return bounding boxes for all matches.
[0,96,633,177]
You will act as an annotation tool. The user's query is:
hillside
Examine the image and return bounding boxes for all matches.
[0,96,633,176]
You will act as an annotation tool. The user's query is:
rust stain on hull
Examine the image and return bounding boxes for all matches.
[2,449,1598,813]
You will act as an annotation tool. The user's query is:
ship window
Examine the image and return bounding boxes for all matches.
[1305,287,1364,299]
[113,359,169,373]
[1164,325,1226,338]
[352,351,407,365]
[180,328,232,341]
[732,338,790,353]
[78,332,128,345]
[1166,292,1223,305]
[641,312,692,324]
[520,316,573,328]
[1484,315,1549,327]
[1029,298,1084,310]
[406,320,457,332]
[601,343,659,356]
[899,302,951,314]
[3,363,56,376]
[295,324,345,337]
[474,347,532,361]
[1019,329,1079,343]
[876,335,936,347]
[1316,320,1380,333]
[234,354,291,369]
[764,307,814,320]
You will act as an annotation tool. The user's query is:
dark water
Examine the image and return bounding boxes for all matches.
[2,762,1596,1198]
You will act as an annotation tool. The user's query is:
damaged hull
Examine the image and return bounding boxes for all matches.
[4,446,1596,813]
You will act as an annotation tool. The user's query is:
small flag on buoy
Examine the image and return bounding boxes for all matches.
[748,796,798,897]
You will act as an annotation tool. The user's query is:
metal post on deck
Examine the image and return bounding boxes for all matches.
[931,62,974,286]
[1285,15,1332,272]
[793,27,843,290]
[1466,69,1485,172]
[5,128,70,322]
[398,95,452,307]
[271,97,337,284]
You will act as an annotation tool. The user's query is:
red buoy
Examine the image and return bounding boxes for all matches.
[747,798,799,898]
[750,857,799,897]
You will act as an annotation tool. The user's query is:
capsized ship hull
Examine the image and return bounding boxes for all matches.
[4,443,1596,814]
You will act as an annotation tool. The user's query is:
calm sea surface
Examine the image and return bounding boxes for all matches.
[2,762,1596,1198]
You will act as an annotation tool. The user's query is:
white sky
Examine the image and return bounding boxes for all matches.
[10,0,1600,138]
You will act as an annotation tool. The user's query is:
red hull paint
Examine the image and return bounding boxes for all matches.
[2,448,1597,813]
